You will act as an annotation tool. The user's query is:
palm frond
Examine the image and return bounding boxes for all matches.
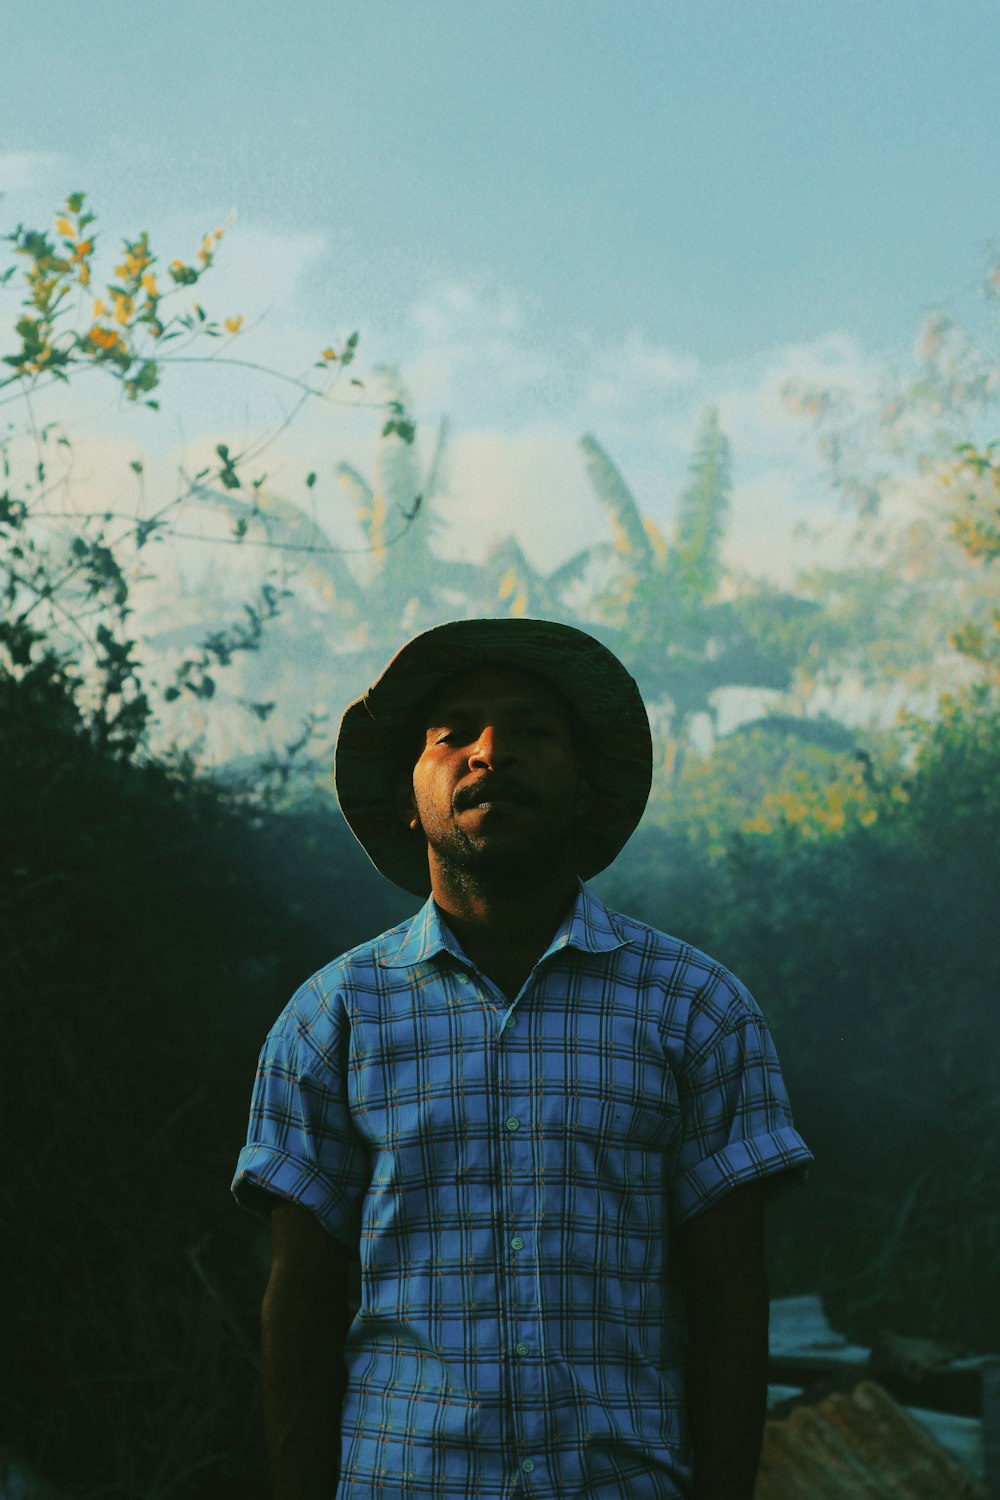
[674,407,732,598]
[579,434,653,564]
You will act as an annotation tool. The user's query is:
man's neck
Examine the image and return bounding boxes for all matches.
[430,865,579,999]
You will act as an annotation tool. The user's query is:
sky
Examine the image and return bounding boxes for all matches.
[3,0,999,599]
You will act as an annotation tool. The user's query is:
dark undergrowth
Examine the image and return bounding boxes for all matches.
[4,661,998,1496]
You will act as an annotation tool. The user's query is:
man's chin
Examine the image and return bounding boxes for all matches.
[434,830,570,886]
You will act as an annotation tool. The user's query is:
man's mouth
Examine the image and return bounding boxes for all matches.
[455,780,532,812]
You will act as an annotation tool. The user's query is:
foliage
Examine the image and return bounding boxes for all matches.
[604,427,1000,1343]
[940,442,1000,678]
[1,658,411,1498]
[644,716,904,857]
[782,250,1000,708]
[576,413,822,767]
[604,679,1000,1347]
[0,194,415,765]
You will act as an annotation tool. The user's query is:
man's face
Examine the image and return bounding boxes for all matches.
[405,665,592,887]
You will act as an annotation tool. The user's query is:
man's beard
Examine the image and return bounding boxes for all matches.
[427,820,574,893]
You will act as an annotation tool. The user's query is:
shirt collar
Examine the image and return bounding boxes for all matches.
[381,879,628,970]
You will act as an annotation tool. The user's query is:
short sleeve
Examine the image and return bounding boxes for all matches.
[231,980,370,1249]
[669,980,813,1225]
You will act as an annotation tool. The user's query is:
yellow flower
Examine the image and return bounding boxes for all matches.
[113,292,133,325]
[92,298,108,318]
[224,315,243,334]
[55,216,75,239]
[89,325,122,350]
[321,347,336,361]
[197,247,211,265]
[77,264,91,286]
[141,273,158,297]
[170,259,186,273]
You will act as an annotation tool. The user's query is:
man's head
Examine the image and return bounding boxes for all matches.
[402,663,593,893]
[335,618,652,897]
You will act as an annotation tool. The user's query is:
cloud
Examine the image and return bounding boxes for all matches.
[436,425,604,572]
[204,223,330,321]
[6,241,890,605]
[360,281,887,587]
[0,150,64,192]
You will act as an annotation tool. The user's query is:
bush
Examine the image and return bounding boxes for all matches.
[602,689,1000,1348]
[1,660,411,1498]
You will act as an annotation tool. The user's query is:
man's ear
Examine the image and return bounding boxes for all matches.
[395,770,420,833]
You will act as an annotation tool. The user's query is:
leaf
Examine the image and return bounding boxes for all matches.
[675,406,732,599]
[579,434,653,563]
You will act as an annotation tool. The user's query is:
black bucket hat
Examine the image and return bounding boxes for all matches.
[335,617,652,896]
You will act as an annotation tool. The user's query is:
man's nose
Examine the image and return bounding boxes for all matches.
[469,724,516,769]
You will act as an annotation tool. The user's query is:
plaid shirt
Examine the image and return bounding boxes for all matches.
[233,882,812,1498]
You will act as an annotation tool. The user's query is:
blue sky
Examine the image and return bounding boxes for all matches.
[3,0,999,584]
[7,1,998,354]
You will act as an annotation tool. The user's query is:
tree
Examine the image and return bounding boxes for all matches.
[0,193,415,765]
[780,250,1000,712]
[575,412,822,770]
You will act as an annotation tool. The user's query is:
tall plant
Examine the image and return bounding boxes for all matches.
[578,412,819,768]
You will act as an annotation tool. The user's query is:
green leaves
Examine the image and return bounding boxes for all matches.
[123,360,159,402]
[382,402,416,444]
[215,443,241,490]
[0,191,424,775]
[579,434,653,564]
[674,406,731,600]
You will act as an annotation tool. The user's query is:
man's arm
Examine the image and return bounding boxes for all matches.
[677,1181,770,1500]
[261,1197,353,1500]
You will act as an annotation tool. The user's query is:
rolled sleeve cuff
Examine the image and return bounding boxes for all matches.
[231,1143,362,1249]
[671,1127,814,1225]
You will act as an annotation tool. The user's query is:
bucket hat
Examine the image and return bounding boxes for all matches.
[335,617,652,896]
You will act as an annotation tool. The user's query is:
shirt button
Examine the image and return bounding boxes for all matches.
[521,1458,535,1472]
[507,1015,517,1027]
[510,1236,525,1250]
[504,1116,520,1131]
[456,974,469,985]
[515,1342,530,1356]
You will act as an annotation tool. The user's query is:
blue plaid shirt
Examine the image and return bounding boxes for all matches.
[233,882,812,1498]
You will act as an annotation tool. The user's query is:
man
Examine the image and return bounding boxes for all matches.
[233,618,813,1500]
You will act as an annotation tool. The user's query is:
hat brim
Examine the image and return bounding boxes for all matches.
[335,618,652,896]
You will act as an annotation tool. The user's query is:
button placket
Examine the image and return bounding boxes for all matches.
[496,999,546,1469]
